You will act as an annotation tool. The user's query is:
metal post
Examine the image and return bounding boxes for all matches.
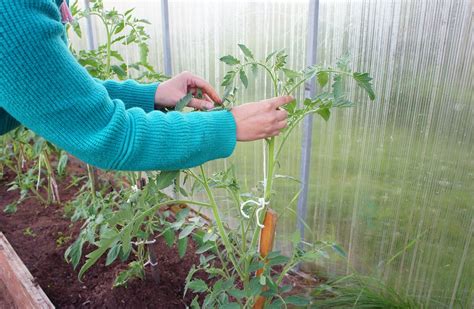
[297,0,319,246]
[161,0,172,76]
[83,0,96,50]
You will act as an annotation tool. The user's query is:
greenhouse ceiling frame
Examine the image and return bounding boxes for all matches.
[83,0,319,246]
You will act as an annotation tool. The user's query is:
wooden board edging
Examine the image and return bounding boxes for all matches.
[0,232,54,308]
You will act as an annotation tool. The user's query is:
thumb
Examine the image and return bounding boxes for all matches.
[188,98,215,110]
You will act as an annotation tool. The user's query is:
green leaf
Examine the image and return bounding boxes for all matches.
[57,152,68,176]
[188,279,208,293]
[72,21,82,38]
[317,71,329,88]
[114,21,125,34]
[267,255,290,267]
[282,68,300,79]
[332,243,347,257]
[265,50,278,63]
[221,303,240,309]
[238,43,254,59]
[239,70,248,88]
[219,55,240,66]
[336,54,350,71]
[353,72,376,100]
[139,42,149,64]
[195,242,215,254]
[65,237,84,269]
[332,74,344,100]
[285,295,311,306]
[175,92,193,112]
[221,71,236,87]
[316,107,331,121]
[111,65,127,78]
[177,236,188,258]
[228,288,246,299]
[248,277,262,297]
[282,99,296,114]
[106,242,121,266]
[179,225,195,239]
[155,170,179,189]
[163,228,175,247]
[3,203,17,214]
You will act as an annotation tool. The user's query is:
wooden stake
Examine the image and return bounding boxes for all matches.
[254,209,277,309]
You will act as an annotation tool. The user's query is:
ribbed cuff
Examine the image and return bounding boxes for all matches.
[200,110,237,160]
[120,82,158,113]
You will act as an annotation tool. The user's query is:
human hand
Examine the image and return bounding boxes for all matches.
[154,71,221,110]
[231,96,293,141]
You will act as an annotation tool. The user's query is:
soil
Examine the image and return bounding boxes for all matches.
[0,165,203,308]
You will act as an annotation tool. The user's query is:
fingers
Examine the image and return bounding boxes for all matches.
[261,95,294,109]
[188,98,215,110]
[186,73,222,104]
[276,109,288,121]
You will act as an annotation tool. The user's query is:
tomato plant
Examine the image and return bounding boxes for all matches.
[68,42,375,308]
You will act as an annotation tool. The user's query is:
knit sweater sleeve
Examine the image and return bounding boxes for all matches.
[95,79,158,113]
[0,109,20,135]
[0,0,236,171]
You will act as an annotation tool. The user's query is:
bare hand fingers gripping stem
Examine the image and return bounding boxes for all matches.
[231,95,292,141]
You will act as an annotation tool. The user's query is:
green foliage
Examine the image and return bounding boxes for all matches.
[68,0,166,82]
[178,45,376,307]
[313,274,421,308]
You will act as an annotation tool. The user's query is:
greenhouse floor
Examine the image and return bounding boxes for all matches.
[0,168,203,308]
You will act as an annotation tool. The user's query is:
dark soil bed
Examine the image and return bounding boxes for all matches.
[0,167,202,308]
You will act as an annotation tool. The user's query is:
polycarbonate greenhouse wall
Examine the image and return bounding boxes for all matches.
[71,0,473,307]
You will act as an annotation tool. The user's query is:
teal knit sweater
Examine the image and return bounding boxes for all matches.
[0,0,236,171]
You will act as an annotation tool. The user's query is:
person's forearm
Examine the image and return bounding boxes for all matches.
[94,79,158,112]
[0,0,236,171]
[0,109,20,135]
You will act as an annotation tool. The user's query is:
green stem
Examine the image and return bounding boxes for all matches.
[199,166,245,280]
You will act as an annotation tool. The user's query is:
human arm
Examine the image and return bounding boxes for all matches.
[0,109,20,135]
[0,0,236,171]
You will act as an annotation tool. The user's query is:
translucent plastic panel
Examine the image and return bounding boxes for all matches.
[308,0,473,307]
[167,0,309,246]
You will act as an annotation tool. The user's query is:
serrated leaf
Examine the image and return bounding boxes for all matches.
[188,279,208,293]
[175,92,193,112]
[239,70,248,88]
[336,54,350,71]
[238,43,254,59]
[221,71,236,87]
[3,203,17,214]
[265,50,278,63]
[317,71,329,88]
[155,170,179,189]
[163,228,175,247]
[139,42,149,64]
[282,99,296,114]
[332,243,347,257]
[106,242,121,266]
[65,237,84,269]
[285,295,311,306]
[57,152,69,175]
[229,288,246,299]
[267,255,290,267]
[353,72,376,100]
[282,68,301,79]
[248,277,262,297]
[316,107,331,121]
[111,65,126,78]
[332,74,344,100]
[179,225,195,239]
[221,303,240,309]
[196,242,215,254]
[178,236,188,258]
[219,55,240,65]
